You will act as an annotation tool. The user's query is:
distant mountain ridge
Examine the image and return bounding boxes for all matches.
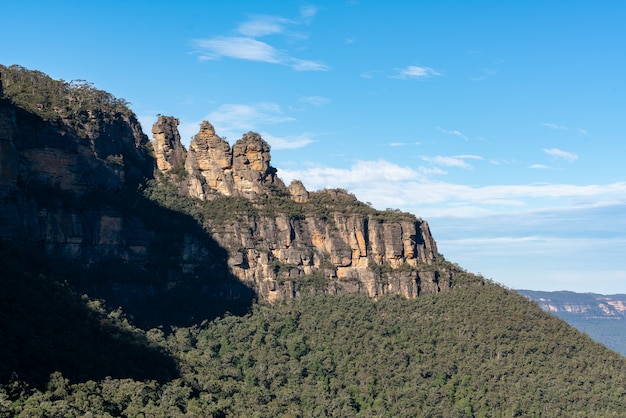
[518,289,626,356]
[518,290,626,318]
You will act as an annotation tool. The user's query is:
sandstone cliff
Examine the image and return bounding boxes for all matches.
[0,65,477,327]
[0,66,254,328]
[151,116,456,301]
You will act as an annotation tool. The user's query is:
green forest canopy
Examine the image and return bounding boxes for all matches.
[3,277,625,417]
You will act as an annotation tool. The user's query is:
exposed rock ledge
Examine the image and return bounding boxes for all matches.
[151,116,453,301]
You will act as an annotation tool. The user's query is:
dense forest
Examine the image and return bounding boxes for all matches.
[2,242,626,417]
[2,64,626,417]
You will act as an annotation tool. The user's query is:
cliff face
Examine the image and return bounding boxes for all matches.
[0,70,254,328]
[0,66,469,328]
[151,116,451,301]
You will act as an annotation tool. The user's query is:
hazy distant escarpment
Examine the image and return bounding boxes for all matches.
[519,290,626,356]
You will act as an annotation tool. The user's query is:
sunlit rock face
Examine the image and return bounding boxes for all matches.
[149,117,451,301]
[151,116,186,173]
[1,65,469,330]
[0,80,450,313]
[152,118,282,200]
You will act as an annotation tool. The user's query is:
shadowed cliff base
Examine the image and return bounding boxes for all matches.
[6,187,258,331]
[0,80,257,331]
[0,242,179,389]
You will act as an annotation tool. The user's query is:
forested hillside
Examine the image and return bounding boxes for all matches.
[2,64,626,417]
[2,269,625,417]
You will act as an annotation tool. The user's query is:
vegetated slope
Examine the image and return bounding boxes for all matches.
[0,242,178,389]
[518,289,626,356]
[4,284,626,417]
[2,64,626,417]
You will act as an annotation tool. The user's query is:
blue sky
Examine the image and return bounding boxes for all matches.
[2,1,625,293]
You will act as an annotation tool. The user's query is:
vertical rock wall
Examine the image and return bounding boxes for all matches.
[151,117,450,301]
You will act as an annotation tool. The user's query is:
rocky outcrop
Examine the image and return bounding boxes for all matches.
[151,116,186,172]
[151,117,453,300]
[0,66,470,327]
[156,118,282,200]
[213,212,449,300]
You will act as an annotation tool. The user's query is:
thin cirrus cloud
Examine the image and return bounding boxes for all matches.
[195,36,281,63]
[392,65,441,79]
[280,160,422,189]
[193,9,328,71]
[541,123,587,135]
[200,102,296,143]
[421,155,483,169]
[235,15,293,37]
[530,164,558,170]
[437,127,469,140]
[543,147,578,162]
[204,102,316,150]
[262,132,315,150]
[299,96,330,106]
[542,122,568,130]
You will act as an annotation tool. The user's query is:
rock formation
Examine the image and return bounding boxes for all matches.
[151,117,453,301]
[152,118,283,200]
[151,116,186,172]
[0,68,253,328]
[0,66,472,327]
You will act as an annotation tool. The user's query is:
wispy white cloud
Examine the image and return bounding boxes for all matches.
[236,16,293,37]
[193,9,328,71]
[177,102,297,143]
[541,123,588,136]
[280,160,423,190]
[437,127,469,140]
[360,70,381,79]
[299,5,318,21]
[195,36,281,63]
[263,132,314,150]
[291,59,329,71]
[209,103,294,127]
[299,96,330,106]
[389,142,408,147]
[392,66,441,79]
[543,147,578,162]
[470,69,496,81]
[542,122,568,130]
[421,155,483,169]
[490,158,516,166]
[530,164,558,170]
[160,102,315,149]
[418,166,447,176]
